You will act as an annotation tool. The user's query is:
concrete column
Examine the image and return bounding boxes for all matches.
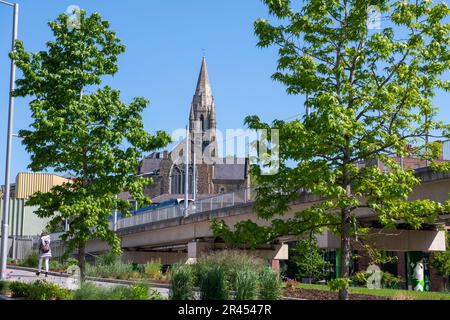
[271,259,280,273]
[187,241,213,263]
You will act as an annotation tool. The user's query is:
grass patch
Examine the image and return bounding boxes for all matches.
[294,283,450,300]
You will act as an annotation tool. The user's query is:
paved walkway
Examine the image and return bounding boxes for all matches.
[3,268,170,298]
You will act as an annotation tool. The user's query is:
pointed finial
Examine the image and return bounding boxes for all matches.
[202,48,206,57]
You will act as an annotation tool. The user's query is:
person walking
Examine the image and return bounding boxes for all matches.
[36,232,52,277]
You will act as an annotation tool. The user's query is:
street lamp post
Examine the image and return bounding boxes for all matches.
[0,0,19,280]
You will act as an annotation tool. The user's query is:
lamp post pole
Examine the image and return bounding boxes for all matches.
[0,0,19,280]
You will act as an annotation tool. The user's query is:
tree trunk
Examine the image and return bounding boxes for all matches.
[78,241,86,282]
[339,207,351,300]
[339,147,352,300]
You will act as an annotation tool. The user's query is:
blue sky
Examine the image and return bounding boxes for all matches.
[0,0,449,183]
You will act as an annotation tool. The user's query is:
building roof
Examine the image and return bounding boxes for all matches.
[138,151,169,175]
[213,161,247,181]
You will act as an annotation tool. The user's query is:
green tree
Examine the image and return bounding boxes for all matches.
[213,0,450,299]
[11,10,170,280]
[292,238,331,283]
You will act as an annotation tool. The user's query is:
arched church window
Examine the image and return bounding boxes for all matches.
[170,165,194,195]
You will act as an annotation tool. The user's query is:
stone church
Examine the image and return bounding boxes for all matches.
[120,57,250,204]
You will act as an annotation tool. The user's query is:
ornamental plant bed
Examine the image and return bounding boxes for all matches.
[283,287,391,300]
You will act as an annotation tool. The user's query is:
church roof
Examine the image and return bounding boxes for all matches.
[138,152,169,175]
[213,160,247,181]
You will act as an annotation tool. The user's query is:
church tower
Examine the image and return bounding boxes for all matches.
[189,57,217,162]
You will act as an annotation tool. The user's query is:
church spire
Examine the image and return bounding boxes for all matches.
[189,56,217,160]
[195,56,212,98]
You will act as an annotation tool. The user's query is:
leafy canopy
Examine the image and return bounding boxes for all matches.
[213,0,450,259]
[11,11,171,254]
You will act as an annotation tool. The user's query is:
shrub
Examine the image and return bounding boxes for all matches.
[72,282,105,300]
[0,281,9,295]
[9,281,30,298]
[132,263,145,274]
[144,260,162,280]
[382,272,403,289]
[199,265,229,300]
[85,260,133,280]
[50,260,62,272]
[169,263,194,300]
[9,281,71,300]
[64,258,79,268]
[235,268,258,300]
[72,282,161,300]
[20,251,39,268]
[352,271,369,287]
[130,283,150,300]
[258,268,282,300]
[195,251,264,291]
[26,280,71,300]
[97,252,120,266]
[328,278,351,292]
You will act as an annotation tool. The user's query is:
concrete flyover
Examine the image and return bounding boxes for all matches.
[83,167,449,266]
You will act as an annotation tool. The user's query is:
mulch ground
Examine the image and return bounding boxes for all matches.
[283,287,391,300]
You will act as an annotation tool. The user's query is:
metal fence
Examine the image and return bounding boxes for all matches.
[8,236,35,260]
[114,188,256,230]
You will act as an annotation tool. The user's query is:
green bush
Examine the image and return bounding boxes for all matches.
[328,278,351,292]
[169,263,194,300]
[235,268,258,300]
[72,282,161,300]
[0,281,9,295]
[144,260,162,280]
[9,281,30,298]
[97,252,120,266]
[50,260,62,271]
[9,281,71,300]
[382,272,403,289]
[19,251,39,268]
[352,271,369,286]
[199,265,229,300]
[86,259,134,280]
[195,251,264,291]
[258,268,282,300]
[72,282,105,300]
[64,258,79,268]
[132,263,145,274]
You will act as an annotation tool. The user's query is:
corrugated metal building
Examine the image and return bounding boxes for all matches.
[0,198,47,237]
[0,172,70,237]
[15,172,69,199]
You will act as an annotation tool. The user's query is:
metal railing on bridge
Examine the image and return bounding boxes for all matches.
[113,188,256,230]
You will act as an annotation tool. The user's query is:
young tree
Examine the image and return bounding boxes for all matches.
[292,238,331,283]
[213,0,450,299]
[11,11,171,280]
